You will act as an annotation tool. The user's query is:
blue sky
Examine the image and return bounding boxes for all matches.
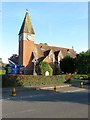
[1,2,88,63]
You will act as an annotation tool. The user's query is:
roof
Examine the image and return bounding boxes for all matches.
[33,44,76,60]
[19,11,35,35]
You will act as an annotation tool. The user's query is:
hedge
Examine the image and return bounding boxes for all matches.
[72,74,89,80]
[2,75,65,87]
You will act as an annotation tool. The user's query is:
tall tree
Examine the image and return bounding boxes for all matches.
[60,55,75,74]
[75,51,90,74]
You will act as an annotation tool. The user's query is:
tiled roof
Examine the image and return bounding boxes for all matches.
[34,44,76,60]
[19,11,35,35]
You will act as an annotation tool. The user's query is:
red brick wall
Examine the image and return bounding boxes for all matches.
[23,40,34,66]
[19,40,34,68]
[19,40,23,65]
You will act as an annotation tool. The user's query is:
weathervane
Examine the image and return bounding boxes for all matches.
[26,9,28,12]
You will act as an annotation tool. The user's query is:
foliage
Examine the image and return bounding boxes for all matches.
[2,75,65,87]
[0,69,6,75]
[88,74,90,80]
[40,43,48,45]
[36,62,53,76]
[75,51,90,74]
[60,55,75,74]
[72,74,88,80]
[2,75,23,87]
[2,75,16,87]
[0,66,6,75]
[55,65,61,75]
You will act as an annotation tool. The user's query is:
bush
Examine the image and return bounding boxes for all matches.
[0,67,6,75]
[2,75,65,87]
[0,69,6,75]
[72,74,88,80]
[2,75,23,87]
[36,62,53,76]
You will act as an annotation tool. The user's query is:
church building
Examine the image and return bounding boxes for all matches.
[18,10,76,74]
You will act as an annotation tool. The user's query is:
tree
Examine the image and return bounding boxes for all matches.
[36,62,53,76]
[60,55,75,74]
[75,51,90,74]
[40,43,48,45]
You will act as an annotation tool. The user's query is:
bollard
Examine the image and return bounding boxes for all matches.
[80,81,83,88]
[11,88,16,96]
[54,85,56,92]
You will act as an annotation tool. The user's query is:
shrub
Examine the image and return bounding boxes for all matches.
[2,75,23,87]
[36,62,53,76]
[72,74,88,80]
[2,75,65,87]
[2,75,16,87]
[0,69,6,75]
[0,67,6,75]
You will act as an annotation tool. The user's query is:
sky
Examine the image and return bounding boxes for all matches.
[1,2,88,63]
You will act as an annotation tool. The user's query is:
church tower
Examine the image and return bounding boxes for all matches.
[18,10,35,73]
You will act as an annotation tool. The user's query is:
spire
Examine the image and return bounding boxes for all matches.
[19,10,35,35]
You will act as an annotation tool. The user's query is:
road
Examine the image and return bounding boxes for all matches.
[2,85,89,118]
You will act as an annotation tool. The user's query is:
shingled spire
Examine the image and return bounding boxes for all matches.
[19,10,35,35]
